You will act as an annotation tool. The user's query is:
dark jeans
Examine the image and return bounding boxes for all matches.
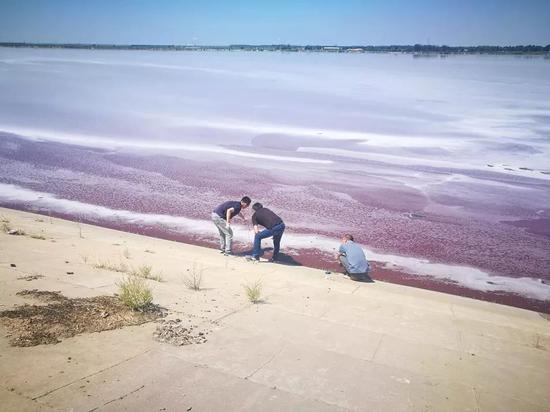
[339,255,373,282]
[253,222,285,259]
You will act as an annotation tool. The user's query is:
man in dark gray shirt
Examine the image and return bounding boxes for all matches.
[336,234,372,282]
[248,203,285,262]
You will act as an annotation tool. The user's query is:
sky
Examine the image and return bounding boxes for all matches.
[0,0,549,46]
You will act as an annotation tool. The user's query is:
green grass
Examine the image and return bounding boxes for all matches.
[130,265,162,282]
[117,275,153,310]
[243,279,263,304]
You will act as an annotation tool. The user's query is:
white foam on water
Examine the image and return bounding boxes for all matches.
[0,126,332,165]
[297,146,550,181]
[1,183,548,301]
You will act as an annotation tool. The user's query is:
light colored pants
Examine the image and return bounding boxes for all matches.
[212,213,233,253]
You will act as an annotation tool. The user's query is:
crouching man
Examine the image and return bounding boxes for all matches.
[336,234,373,282]
[212,196,251,255]
[248,203,285,262]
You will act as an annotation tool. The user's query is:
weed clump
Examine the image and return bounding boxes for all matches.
[117,276,153,310]
[92,260,128,273]
[244,280,263,304]
[131,265,162,282]
[182,262,203,291]
[1,216,11,233]
[122,247,131,259]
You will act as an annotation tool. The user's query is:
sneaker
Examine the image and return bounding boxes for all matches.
[245,255,259,262]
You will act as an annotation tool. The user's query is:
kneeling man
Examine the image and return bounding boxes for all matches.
[249,203,285,262]
[337,234,373,282]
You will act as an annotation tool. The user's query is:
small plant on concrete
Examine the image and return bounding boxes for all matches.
[30,234,46,240]
[122,247,131,259]
[117,275,153,310]
[131,264,162,282]
[76,214,84,238]
[1,220,11,233]
[182,262,204,291]
[244,279,263,304]
[92,260,128,273]
[80,254,89,263]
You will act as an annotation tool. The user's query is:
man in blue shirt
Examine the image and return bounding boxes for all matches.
[336,234,373,282]
[212,196,251,255]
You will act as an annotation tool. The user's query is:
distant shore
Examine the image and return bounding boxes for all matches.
[1,42,549,55]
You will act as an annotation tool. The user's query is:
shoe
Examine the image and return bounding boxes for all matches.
[223,252,234,257]
[269,258,278,263]
[245,255,259,262]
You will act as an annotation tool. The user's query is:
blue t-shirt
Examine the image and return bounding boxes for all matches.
[213,201,241,221]
[339,241,369,273]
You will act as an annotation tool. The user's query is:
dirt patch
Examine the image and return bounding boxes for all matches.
[153,319,209,346]
[0,290,166,347]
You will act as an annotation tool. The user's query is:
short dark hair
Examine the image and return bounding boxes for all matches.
[344,234,354,241]
[252,202,263,211]
[241,196,251,205]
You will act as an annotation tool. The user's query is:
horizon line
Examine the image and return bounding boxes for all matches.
[1,41,549,48]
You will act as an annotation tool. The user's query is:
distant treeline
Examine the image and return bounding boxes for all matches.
[1,42,549,54]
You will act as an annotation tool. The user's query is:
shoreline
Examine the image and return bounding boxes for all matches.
[3,205,548,314]
[1,206,549,410]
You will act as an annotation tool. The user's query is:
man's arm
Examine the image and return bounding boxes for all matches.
[254,224,260,234]
[226,208,234,226]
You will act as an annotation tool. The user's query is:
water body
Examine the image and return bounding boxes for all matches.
[1,48,549,311]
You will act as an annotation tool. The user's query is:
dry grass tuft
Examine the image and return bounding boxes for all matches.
[1,221,11,233]
[30,234,46,240]
[243,279,263,304]
[130,265,162,282]
[92,260,128,273]
[122,247,131,259]
[182,262,204,291]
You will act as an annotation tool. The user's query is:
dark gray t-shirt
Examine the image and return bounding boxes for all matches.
[339,241,369,273]
[213,201,241,220]
[252,207,283,229]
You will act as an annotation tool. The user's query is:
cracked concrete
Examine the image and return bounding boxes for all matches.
[1,207,550,411]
